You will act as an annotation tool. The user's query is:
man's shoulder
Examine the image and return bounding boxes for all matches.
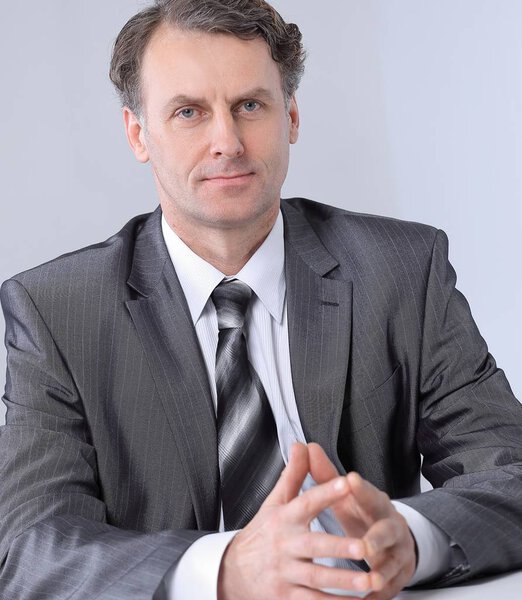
[2,210,155,299]
[281,197,439,249]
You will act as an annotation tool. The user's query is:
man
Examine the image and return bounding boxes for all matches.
[0,0,521,598]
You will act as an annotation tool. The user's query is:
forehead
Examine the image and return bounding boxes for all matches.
[140,25,284,110]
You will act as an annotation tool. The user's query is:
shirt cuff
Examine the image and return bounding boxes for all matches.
[392,501,452,586]
[167,530,238,600]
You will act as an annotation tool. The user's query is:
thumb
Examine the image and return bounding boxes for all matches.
[264,442,309,506]
[308,442,339,484]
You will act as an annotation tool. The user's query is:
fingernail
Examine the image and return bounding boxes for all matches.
[348,471,361,485]
[333,477,347,491]
[372,573,384,591]
[348,542,361,557]
[353,574,368,591]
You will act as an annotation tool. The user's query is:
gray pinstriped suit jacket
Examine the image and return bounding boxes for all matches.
[1,198,521,598]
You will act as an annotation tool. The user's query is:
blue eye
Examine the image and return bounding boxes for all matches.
[178,108,196,119]
[243,101,259,112]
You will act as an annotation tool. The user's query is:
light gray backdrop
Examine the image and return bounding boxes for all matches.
[1,0,521,428]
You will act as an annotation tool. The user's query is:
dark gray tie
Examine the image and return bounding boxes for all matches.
[212,278,284,530]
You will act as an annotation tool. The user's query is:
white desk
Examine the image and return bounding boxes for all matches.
[397,570,522,599]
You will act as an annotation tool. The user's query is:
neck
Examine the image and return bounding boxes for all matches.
[163,210,278,276]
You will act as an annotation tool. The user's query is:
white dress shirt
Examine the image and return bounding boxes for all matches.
[160,213,451,599]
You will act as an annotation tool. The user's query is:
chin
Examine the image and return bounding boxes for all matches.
[200,206,273,230]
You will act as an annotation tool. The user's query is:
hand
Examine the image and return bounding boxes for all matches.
[308,443,417,599]
[218,443,374,600]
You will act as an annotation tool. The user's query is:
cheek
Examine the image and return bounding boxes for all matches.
[148,127,194,161]
[267,131,291,170]
[155,138,196,177]
[253,125,290,165]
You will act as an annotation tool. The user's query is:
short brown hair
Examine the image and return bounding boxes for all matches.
[109,0,305,117]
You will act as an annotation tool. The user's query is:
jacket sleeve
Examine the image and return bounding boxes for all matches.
[0,278,206,599]
[399,229,522,585]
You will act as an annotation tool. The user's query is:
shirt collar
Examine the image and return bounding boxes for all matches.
[161,212,285,325]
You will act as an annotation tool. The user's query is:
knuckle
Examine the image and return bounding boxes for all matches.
[383,517,398,540]
[397,517,409,537]
[296,495,317,521]
[387,552,402,575]
[301,532,314,552]
[270,507,285,526]
[289,589,311,600]
[269,560,289,592]
[300,493,314,514]
[394,510,408,529]
[273,579,286,598]
[305,563,321,588]
[333,537,346,556]
[267,583,285,600]
[394,516,411,544]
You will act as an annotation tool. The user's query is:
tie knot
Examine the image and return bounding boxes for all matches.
[211,279,252,330]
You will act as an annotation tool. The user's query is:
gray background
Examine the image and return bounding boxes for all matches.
[1,0,521,427]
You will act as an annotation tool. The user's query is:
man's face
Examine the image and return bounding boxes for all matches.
[125,25,299,236]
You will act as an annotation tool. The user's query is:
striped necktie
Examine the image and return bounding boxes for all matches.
[211,278,285,530]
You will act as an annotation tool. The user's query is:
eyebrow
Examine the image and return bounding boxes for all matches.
[162,87,279,116]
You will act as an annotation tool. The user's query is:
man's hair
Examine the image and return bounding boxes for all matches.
[109,0,305,117]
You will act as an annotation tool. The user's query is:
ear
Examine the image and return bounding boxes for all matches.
[123,107,149,163]
[288,95,300,144]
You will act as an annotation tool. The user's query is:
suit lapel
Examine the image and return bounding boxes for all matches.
[125,208,219,530]
[122,202,352,524]
[282,202,353,474]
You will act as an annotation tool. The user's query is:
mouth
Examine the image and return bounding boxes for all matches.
[202,172,255,185]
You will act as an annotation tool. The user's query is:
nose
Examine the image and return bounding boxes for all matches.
[209,112,244,159]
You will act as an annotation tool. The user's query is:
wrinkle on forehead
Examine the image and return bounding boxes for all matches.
[139,24,285,118]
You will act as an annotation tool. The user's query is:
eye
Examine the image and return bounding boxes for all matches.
[241,101,260,113]
[175,107,198,119]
